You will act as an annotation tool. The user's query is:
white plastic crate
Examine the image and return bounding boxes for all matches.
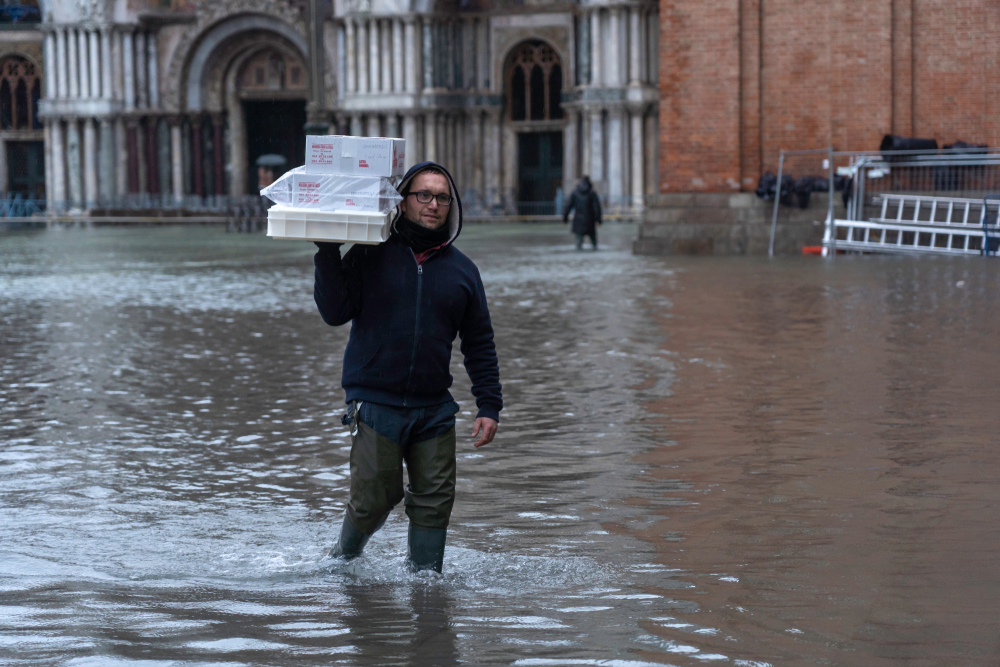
[266,206,391,244]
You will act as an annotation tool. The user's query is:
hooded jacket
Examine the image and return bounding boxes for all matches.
[313,161,503,422]
[562,178,602,236]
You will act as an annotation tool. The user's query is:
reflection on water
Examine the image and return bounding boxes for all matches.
[1,224,998,665]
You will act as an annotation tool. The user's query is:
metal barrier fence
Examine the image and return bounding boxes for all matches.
[769,146,1000,256]
[0,194,45,218]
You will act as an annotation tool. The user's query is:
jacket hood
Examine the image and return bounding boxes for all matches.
[392,161,463,247]
[576,177,593,194]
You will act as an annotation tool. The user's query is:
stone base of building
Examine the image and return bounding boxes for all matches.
[634,192,843,256]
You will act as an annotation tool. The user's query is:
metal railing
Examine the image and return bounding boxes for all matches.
[0,193,45,217]
[769,146,1000,257]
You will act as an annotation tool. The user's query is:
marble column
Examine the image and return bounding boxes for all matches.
[386,113,399,139]
[135,32,147,109]
[135,120,147,196]
[501,121,516,211]
[51,121,66,208]
[477,19,489,90]
[99,119,115,203]
[365,114,380,137]
[0,140,6,200]
[191,116,204,198]
[589,109,603,183]
[43,122,52,208]
[590,10,602,87]
[83,118,98,206]
[225,86,245,197]
[563,111,578,197]
[157,120,171,199]
[147,32,159,107]
[44,32,56,99]
[368,19,380,94]
[422,20,433,90]
[402,113,417,168]
[448,114,458,172]
[357,20,369,93]
[606,109,624,205]
[88,30,100,98]
[392,19,404,92]
[581,112,591,180]
[112,30,124,101]
[345,20,356,93]
[471,110,483,198]
[80,29,91,98]
[115,119,127,198]
[146,120,159,196]
[608,9,620,87]
[628,8,642,85]
[483,109,500,207]
[68,30,79,98]
[424,112,437,162]
[66,119,82,207]
[170,120,184,203]
[644,110,658,194]
[648,9,659,84]
[56,29,68,98]
[101,29,113,100]
[380,19,392,93]
[404,19,418,93]
[212,114,225,196]
[629,109,644,207]
[123,30,135,110]
[350,114,362,136]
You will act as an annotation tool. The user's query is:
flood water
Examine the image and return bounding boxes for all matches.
[2,222,999,666]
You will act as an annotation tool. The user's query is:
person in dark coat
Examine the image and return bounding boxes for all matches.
[313,161,502,574]
[562,175,602,250]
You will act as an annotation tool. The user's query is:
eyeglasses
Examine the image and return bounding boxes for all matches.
[409,191,453,206]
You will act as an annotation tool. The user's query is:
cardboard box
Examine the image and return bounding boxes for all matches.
[305,135,406,176]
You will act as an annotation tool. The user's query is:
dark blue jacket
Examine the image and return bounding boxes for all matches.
[313,162,502,422]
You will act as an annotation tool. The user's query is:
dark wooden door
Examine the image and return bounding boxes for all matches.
[517,131,563,215]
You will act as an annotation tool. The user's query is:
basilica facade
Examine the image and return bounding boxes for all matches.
[1,0,659,216]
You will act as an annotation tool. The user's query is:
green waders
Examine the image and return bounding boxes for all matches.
[328,401,457,572]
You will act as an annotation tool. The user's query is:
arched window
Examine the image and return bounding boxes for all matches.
[505,41,564,122]
[0,56,41,130]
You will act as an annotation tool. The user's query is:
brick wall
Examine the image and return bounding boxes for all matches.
[659,0,1000,194]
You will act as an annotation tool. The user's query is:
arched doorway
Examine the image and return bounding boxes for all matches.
[235,47,307,195]
[179,16,309,200]
[505,40,564,215]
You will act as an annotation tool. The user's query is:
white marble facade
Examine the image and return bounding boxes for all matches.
[34,0,659,215]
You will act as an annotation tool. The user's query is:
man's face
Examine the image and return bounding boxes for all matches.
[400,172,451,230]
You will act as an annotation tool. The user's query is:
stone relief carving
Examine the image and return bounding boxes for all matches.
[161,0,306,111]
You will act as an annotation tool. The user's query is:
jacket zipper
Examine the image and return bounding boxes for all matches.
[403,249,423,406]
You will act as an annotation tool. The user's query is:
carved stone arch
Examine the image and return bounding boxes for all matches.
[161,0,307,112]
[183,15,308,111]
[198,30,306,112]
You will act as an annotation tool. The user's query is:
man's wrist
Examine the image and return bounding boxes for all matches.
[475,407,500,423]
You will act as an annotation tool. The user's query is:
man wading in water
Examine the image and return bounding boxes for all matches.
[313,162,503,573]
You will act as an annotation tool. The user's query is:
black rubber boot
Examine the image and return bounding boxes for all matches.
[326,516,371,561]
[407,524,447,573]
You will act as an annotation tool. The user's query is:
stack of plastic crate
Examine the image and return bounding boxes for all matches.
[262,136,405,244]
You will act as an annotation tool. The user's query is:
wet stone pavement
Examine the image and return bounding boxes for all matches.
[1,223,999,666]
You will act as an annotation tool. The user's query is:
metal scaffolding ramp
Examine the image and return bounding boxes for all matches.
[824,194,1000,256]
